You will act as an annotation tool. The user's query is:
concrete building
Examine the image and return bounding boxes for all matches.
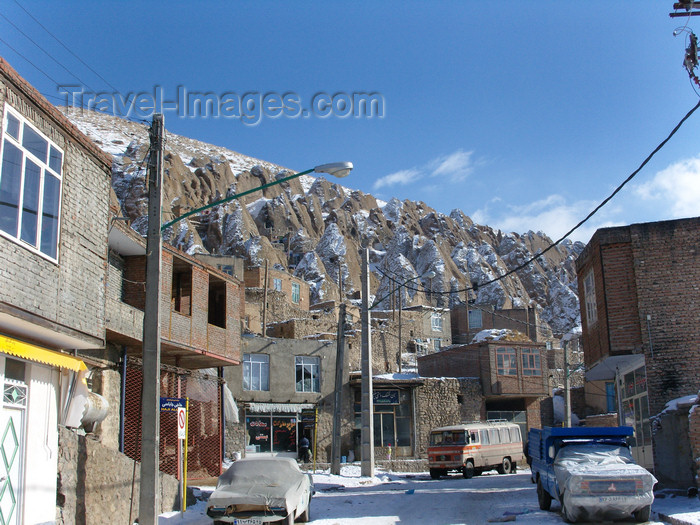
[224,336,351,463]
[418,340,551,437]
[0,57,112,524]
[576,217,700,476]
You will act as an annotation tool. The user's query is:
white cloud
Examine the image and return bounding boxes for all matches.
[430,149,474,182]
[374,148,477,191]
[634,157,700,218]
[373,168,421,190]
[473,194,621,243]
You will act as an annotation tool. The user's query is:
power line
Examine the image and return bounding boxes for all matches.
[0,12,97,92]
[405,99,700,297]
[10,0,120,92]
[0,35,62,86]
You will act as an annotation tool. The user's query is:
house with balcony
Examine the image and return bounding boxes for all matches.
[575,217,700,480]
[103,217,243,479]
[417,340,550,437]
[0,57,113,524]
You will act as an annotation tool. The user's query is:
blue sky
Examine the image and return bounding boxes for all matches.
[2,1,700,243]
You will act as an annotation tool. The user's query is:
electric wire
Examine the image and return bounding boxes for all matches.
[398,99,700,297]
[0,12,98,92]
[10,0,120,92]
[0,35,62,86]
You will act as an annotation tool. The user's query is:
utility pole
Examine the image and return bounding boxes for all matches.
[140,113,164,524]
[360,248,374,477]
[563,339,571,427]
[331,303,347,475]
[262,260,269,336]
[397,282,403,373]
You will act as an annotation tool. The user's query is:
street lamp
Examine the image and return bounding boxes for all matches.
[140,113,352,525]
[161,161,352,231]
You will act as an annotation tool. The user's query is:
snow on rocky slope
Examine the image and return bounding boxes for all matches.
[63,108,585,336]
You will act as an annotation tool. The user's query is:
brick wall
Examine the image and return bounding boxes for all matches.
[630,219,700,416]
[0,66,111,345]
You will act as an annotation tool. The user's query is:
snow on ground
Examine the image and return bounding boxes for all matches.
[158,465,699,524]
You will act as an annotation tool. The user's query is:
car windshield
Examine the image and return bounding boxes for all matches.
[555,443,635,466]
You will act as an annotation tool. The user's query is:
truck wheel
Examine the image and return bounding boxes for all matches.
[634,505,651,522]
[429,468,441,479]
[497,457,511,475]
[536,479,552,511]
[463,460,474,479]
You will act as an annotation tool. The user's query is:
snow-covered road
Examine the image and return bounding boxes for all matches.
[161,465,698,525]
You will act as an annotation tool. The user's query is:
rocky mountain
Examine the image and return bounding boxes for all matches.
[63,108,585,337]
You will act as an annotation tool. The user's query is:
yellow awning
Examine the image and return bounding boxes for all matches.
[0,335,87,372]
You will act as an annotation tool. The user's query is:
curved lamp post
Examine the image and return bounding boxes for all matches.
[162,161,353,231]
[139,113,352,525]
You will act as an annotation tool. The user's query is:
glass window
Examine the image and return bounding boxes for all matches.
[431,312,443,331]
[0,107,63,261]
[583,270,597,326]
[521,348,541,376]
[433,338,441,352]
[480,429,490,445]
[295,356,320,392]
[468,309,482,329]
[291,282,300,304]
[243,353,269,391]
[496,347,517,375]
[273,278,282,292]
[22,125,48,163]
[5,113,19,139]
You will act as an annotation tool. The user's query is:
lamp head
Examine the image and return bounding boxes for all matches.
[424,271,436,279]
[314,162,353,178]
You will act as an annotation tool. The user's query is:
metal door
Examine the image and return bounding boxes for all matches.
[0,380,26,525]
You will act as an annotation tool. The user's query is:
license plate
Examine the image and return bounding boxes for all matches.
[598,496,629,502]
[233,519,263,525]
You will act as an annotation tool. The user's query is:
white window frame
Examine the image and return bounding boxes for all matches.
[273,277,282,292]
[0,105,63,262]
[291,282,301,304]
[583,269,597,326]
[430,312,443,332]
[295,355,320,393]
[243,353,270,391]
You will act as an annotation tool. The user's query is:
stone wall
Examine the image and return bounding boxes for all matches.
[414,377,482,456]
[651,397,695,488]
[689,394,700,488]
[57,426,179,524]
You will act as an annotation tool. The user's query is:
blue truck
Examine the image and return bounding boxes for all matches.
[527,426,656,523]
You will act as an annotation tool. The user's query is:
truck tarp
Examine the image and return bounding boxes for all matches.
[553,444,656,522]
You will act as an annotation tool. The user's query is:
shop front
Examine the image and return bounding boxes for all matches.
[243,402,316,459]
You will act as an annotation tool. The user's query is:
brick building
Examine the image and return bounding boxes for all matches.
[451,304,549,344]
[576,217,700,473]
[418,341,550,437]
[101,218,243,479]
[243,264,311,334]
[0,57,113,524]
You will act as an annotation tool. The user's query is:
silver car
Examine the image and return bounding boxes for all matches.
[206,457,314,524]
